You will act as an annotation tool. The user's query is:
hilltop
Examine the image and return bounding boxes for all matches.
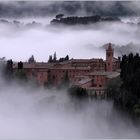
[50,15,121,25]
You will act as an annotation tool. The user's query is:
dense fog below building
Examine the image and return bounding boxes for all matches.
[0,78,139,139]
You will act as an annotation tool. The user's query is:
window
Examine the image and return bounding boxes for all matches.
[53,75,55,79]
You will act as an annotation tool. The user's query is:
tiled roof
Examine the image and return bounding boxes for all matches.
[86,87,106,90]
[50,66,90,70]
[113,57,119,62]
[75,78,92,85]
[14,62,54,69]
[71,58,104,63]
[88,71,107,76]
[88,71,120,78]
[60,58,104,64]
[106,72,120,79]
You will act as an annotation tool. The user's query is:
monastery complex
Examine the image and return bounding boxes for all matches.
[13,43,120,97]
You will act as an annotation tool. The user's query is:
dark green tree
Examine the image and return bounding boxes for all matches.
[116,52,140,117]
[28,55,36,63]
[53,52,57,62]
[14,69,27,81]
[68,86,88,100]
[18,61,23,69]
[48,55,53,63]
[4,59,13,79]
[56,14,64,19]
[65,55,69,61]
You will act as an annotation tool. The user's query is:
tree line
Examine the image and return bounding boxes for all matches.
[48,52,69,63]
[51,14,120,25]
[112,53,140,118]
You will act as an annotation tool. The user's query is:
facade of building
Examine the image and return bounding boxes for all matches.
[13,43,120,96]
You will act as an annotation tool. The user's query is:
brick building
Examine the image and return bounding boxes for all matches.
[13,43,120,96]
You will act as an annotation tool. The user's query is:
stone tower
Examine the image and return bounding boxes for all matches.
[106,43,114,71]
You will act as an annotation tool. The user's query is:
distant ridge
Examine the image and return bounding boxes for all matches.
[50,15,121,25]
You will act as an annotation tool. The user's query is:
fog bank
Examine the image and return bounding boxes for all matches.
[0,77,139,139]
[0,18,140,61]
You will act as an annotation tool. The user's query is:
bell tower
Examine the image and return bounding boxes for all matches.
[106,43,114,71]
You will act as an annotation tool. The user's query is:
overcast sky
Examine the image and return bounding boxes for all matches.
[0,1,140,17]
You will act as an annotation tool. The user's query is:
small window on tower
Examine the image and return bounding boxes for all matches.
[108,52,111,57]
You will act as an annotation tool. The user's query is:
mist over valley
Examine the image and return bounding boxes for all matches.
[0,16,140,61]
[0,77,140,139]
[0,1,140,139]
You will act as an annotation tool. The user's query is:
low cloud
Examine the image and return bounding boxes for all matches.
[0,1,140,17]
[0,18,140,61]
[0,76,139,138]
